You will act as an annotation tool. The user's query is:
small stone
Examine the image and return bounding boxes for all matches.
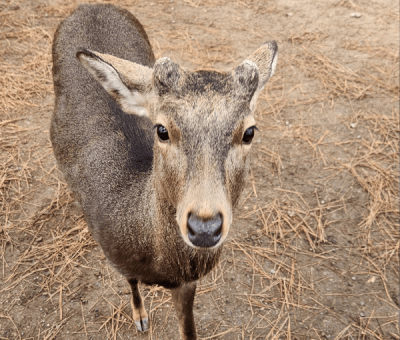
[270,269,276,274]
[357,135,361,139]
[350,123,357,128]
[36,237,43,242]
[285,121,289,126]
[360,301,365,306]
[351,276,356,281]
[244,206,249,210]
[350,12,361,18]
[288,211,295,217]
[360,312,365,317]
[321,200,325,204]
[286,12,293,17]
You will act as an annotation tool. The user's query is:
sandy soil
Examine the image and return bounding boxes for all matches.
[0,0,399,339]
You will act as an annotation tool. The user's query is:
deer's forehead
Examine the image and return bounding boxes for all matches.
[159,95,251,131]
[180,70,233,96]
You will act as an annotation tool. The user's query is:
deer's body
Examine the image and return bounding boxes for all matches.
[51,4,277,339]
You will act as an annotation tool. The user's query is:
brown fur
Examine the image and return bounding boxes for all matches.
[51,4,277,339]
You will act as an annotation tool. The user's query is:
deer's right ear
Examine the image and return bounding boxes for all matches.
[76,49,153,117]
[240,41,278,111]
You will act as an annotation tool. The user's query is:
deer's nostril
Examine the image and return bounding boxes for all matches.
[187,213,223,247]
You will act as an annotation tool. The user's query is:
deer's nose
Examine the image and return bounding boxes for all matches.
[187,213,223,247]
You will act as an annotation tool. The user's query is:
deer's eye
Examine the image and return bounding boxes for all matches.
[242,126,256,144]
[155,125,169,142]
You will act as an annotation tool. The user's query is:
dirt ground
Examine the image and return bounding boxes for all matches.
[0,0,399,339]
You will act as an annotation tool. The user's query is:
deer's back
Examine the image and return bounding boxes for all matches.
[51,4,156,257]
[51,4,155,207]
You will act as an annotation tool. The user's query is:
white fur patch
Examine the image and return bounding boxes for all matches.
[270,51,278,79]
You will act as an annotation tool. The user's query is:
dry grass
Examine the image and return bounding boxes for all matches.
[291,46,398,100]
[0,0,399,339]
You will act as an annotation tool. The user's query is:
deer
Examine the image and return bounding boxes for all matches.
[51,4,277,339]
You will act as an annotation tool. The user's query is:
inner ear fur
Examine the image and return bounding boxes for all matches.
[96,51,153,94]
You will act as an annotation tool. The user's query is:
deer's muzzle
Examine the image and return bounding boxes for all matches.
[187,213,223,247]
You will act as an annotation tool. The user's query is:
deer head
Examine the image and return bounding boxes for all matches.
[77,41,278,248]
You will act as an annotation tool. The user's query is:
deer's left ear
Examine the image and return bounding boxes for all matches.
[239,41,278,110]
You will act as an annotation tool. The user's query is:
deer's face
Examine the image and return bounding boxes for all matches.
[152,73,258,248]
[77,41,277,249]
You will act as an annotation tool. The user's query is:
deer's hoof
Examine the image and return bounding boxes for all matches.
[134,317,149,332]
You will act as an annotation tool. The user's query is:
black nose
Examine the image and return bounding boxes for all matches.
[187,213,223,247]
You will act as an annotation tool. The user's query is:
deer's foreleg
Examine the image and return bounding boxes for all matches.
[171,282,197,340]
[128,278,148,332]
